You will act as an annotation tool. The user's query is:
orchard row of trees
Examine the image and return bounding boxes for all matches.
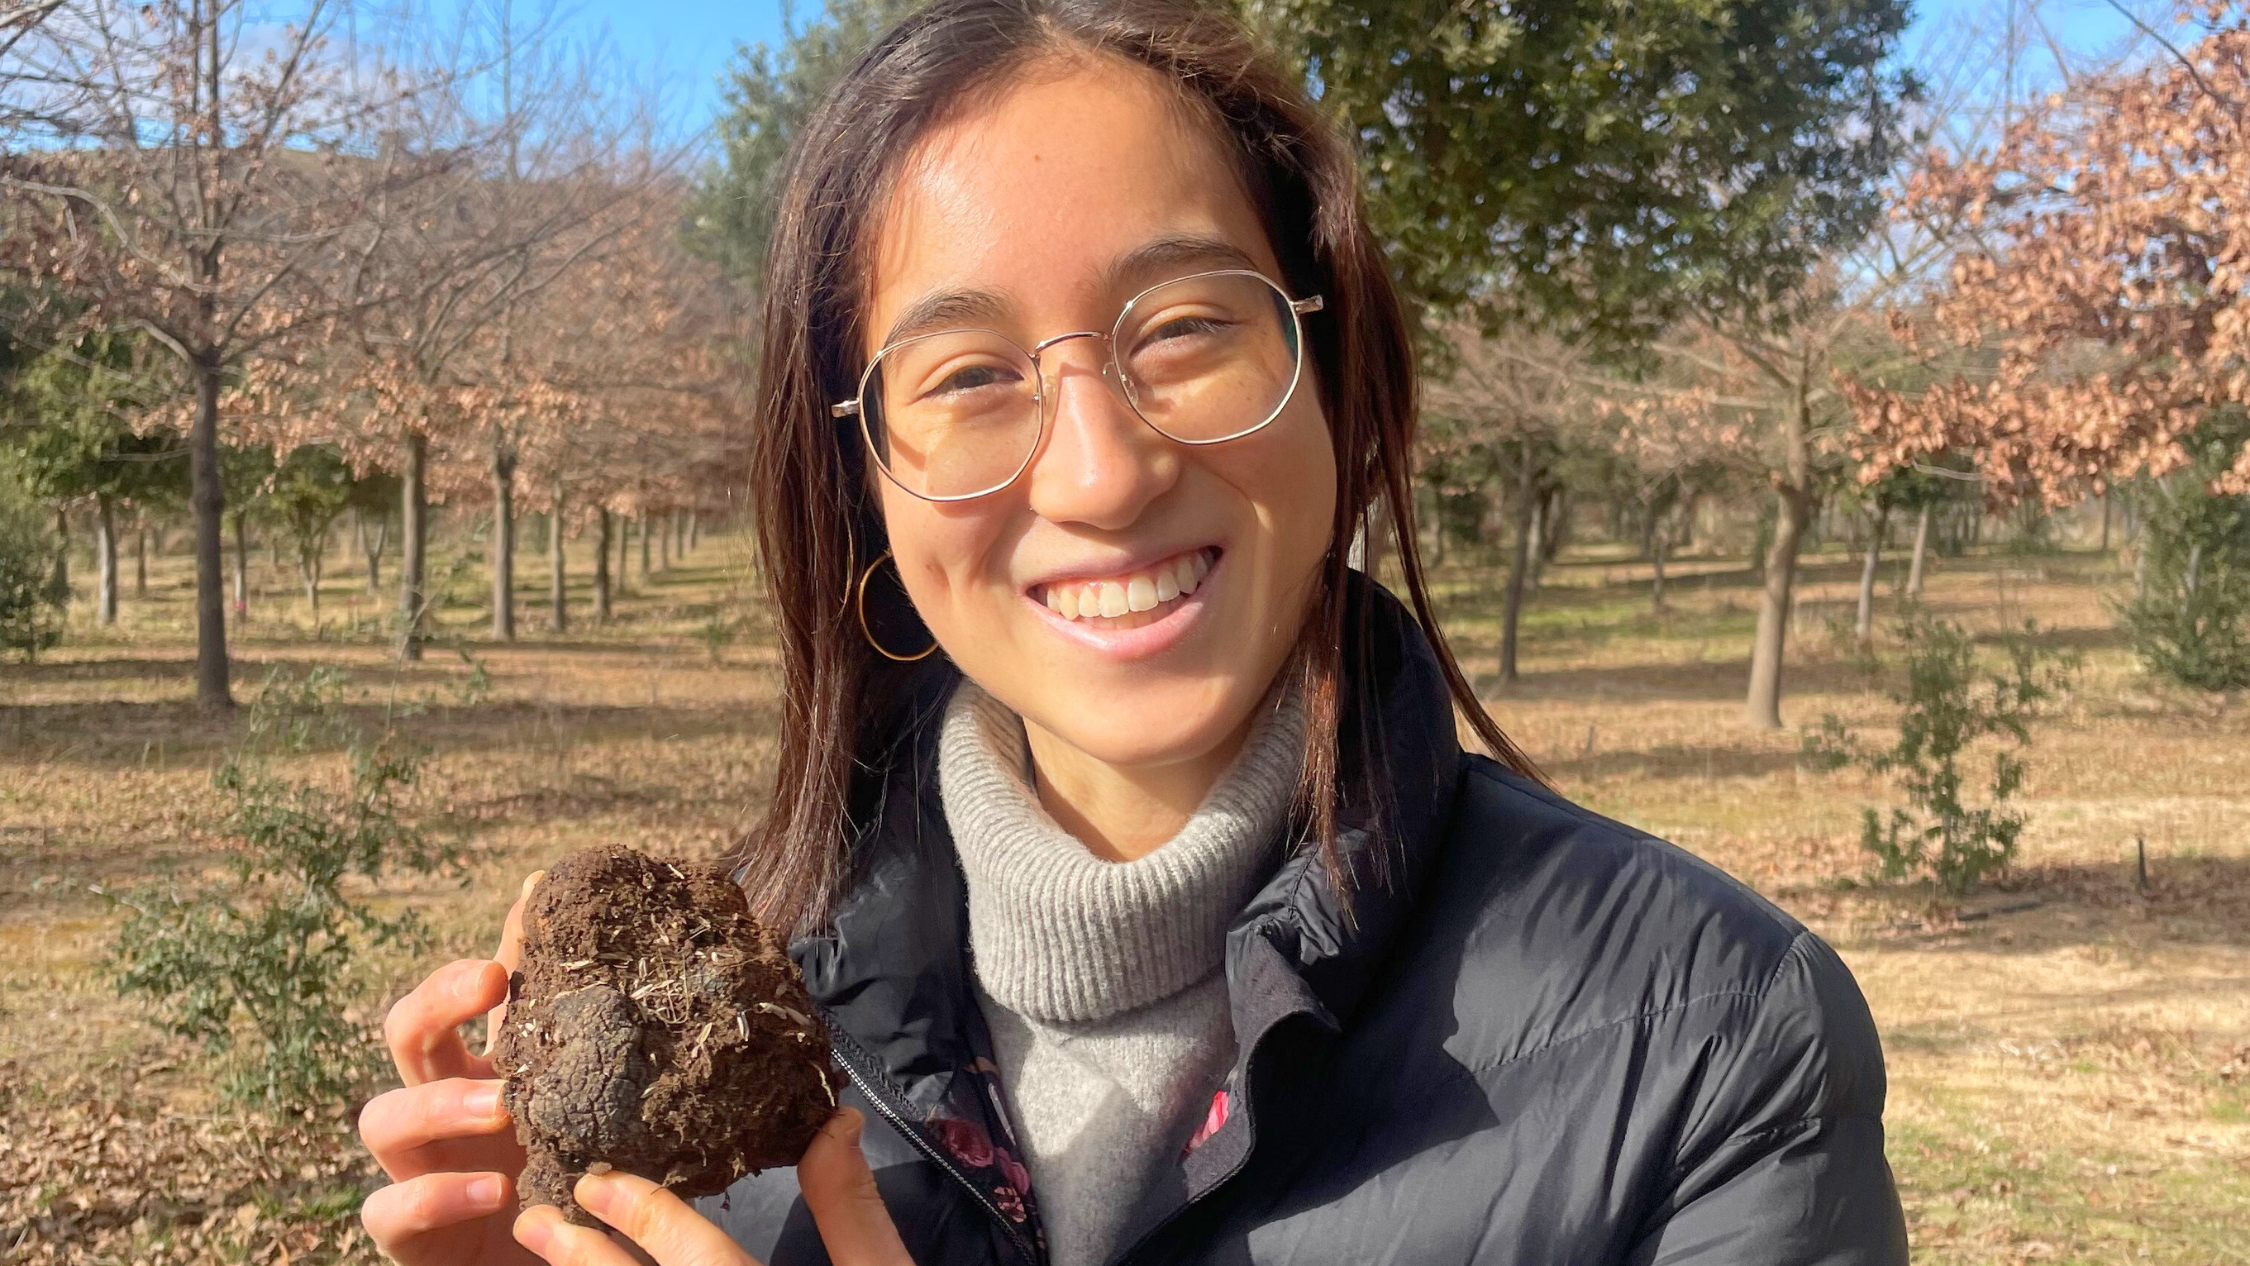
[0,1,747,704]
[696,0,2250,725]
[8,0,2250,724]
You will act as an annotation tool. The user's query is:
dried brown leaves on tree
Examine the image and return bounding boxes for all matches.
[1851,5,2250,504]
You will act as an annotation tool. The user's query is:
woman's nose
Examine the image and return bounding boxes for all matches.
[1024,346,1179,530]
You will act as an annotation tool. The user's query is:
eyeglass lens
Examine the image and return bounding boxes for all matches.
[859,271,1304,500]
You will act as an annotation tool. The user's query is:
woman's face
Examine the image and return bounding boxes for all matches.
[864,57,1336,776]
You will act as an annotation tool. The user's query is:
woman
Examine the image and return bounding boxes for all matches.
[360,1,1909,1263]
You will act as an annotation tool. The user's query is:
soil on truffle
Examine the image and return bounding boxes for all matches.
[491,845,838,1224]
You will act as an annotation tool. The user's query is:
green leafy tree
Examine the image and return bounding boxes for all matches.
[1246,0,1916,345]
[264,445,357,624]
[688,0,930,286]
[2117,420,2250,691]
[1809,612,2076,895]
[0,328,186,625]
[0,471,66,660]
[107,669,464,1110]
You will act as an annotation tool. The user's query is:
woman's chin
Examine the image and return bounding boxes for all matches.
[1023,688,1263,774]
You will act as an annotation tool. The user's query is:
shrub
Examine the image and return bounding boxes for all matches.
[0,490,65,660]
[1808,610,2076,895]
[106,669,464,1110]
[2117,477,2250,691]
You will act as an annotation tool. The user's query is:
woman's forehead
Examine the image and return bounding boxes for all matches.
[865,57,1280,341]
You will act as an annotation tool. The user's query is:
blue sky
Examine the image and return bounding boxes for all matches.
[558,0,2167,143]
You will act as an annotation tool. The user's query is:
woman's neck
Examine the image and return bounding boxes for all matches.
[1021,713,1258,862]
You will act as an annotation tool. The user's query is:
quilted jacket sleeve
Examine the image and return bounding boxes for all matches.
[1627,931,1909,1266]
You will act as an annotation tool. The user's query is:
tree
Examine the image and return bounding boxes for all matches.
[1847,12,2250,686]
[0,1,472,705]
[263,444,355,623]
[0,470,66,660]
[689,0,925,285]
[1247,0,1916,345]
[0,327,186,626]
[1422,323,1595,681]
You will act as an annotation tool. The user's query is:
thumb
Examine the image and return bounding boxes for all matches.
[798,1108,912,1266]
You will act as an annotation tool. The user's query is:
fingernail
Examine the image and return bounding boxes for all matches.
[457,962,494,1001]
[521,871,545,899]
[514,1207,555,1252]
[466,1082,503,1119]
[466,1174,504,1209]
[573,1170,616,1213]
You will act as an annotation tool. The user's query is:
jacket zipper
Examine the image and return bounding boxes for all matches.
[831,1041,1042,1266]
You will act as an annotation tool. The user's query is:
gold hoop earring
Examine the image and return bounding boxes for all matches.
[856,552,938,662]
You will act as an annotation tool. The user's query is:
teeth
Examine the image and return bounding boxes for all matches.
[1040,550,1215,624]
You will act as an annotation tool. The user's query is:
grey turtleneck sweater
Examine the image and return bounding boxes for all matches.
[938,681,1303,1266]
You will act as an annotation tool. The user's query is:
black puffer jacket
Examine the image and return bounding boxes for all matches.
[701,581,1908,1265]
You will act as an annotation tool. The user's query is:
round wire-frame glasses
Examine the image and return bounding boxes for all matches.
[830,268,1325,503]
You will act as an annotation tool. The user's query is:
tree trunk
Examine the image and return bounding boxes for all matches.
[550,489,568,633]
[2100,492,2112,554]
[492,442,517,642]
[230,509,248,621]
[594,509,613,622]
[134,518,149,600]
[189,359,230,705]
[659,510,672,571]
[1651,532,1669,613]
[2184,541,2204,613]
[302,542,322,622]
[359,509,386,592]
[1906,504,1931,598]
[688,513,700,553]
[1856,504,1888,644]
[1499,445,1538,684]
[1747,376,1816,730]
[673,510,686,559]
[400,430,428,661]
[614,511,630,596]
[96,494,118,626]
[639,511,653,582]
[1746,485,1812,728]
[49,507,69,602]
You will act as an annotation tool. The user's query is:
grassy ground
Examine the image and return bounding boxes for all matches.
[2,530,2245,1263]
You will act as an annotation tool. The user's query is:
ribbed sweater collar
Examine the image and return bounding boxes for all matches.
[937,680,1304,1025]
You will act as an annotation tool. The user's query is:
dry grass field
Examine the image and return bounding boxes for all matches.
[2,529,2245,1264]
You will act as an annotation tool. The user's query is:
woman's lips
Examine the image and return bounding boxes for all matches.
[1022,547,1221,657]
[1033,547,1216,624]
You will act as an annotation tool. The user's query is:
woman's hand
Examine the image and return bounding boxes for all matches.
[512,1109,912,1266]
[359,872,543,1266]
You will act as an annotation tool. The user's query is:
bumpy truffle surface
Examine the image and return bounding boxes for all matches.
[491,845,837,1223]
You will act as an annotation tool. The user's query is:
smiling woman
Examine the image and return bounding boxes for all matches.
[358,2,1909,1264]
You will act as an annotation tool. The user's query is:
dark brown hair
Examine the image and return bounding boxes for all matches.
[737,0,1540,935]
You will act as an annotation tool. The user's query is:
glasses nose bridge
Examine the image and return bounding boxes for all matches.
[1028,327,1127,406]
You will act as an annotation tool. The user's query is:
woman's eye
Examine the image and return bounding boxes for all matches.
[926,363,1022,397]
[1141,315,1231,348]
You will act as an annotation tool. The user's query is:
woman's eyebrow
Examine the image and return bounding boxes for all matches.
[1104,235,1263,293]
[881,288,1012,348]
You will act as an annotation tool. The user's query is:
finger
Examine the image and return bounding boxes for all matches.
[797,1109,913,1266]
[362,1170,512,1248]
[572,1171,756,1266]
[387,958,511,1086]
[359,1077,514,1180]
[517,1202,683,1266]
[487,870,543,1055]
